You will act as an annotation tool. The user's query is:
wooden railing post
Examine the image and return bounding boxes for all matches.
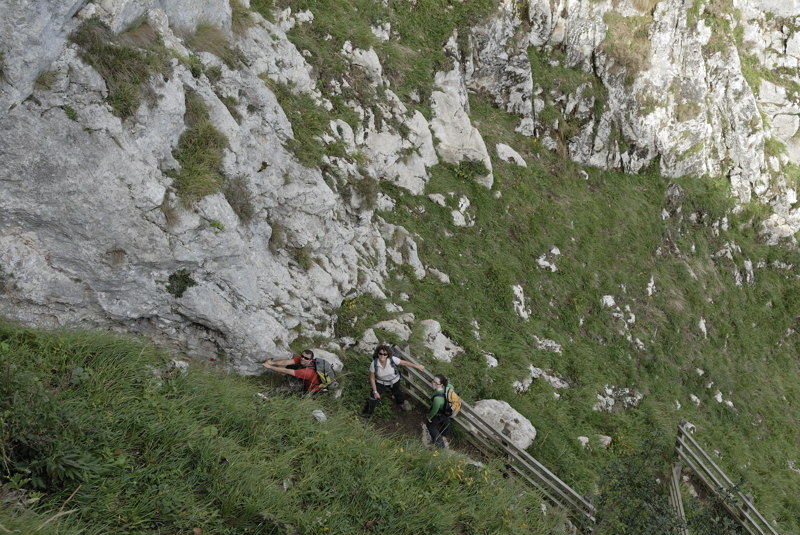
[668,461,690,535]
[674,421,779,535]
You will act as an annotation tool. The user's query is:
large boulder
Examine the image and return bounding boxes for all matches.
[472,399,537,450]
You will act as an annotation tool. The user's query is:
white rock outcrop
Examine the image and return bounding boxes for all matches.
[496,143,526,167]
[593,385,644,412]
[513,365,570,393]
[418,319,464,362]
[0,1,432,373]
[430,34,493,188]
[472,399,537,450]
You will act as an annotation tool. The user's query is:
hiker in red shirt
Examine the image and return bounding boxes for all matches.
[262,349,321,393]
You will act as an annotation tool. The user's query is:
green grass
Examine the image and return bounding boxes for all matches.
[528,47,604,102]
[34,70,58,91]
[271,0,495,110]
[184,24,247,70]
[261,78,347,168]
[249,0,276,23]
[61,105,78,121]
[231,0,255,35]
[223,175,255,223]
[600,12,652,85]
[0,321,564,534]
[70,18,170,119]
[169,91,229,204]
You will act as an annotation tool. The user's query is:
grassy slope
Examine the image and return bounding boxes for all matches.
[0,324,563,534]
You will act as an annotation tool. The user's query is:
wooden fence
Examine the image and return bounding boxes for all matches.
[393,347,596,532]
[667,461,690,535]
[675,420,779,535]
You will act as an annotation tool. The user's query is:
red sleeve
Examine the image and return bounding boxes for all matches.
[292,355,302,365]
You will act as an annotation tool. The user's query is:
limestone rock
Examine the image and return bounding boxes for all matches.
[311,349,344,372]
[753,0,800,16]
[472,399,537,450]
[512,284,530,320]
[431,34,493,188]
[496,143,526,167]
[357,329,381,353]
[0,2,400,376]
[372,318,412,342]
[513,365,569,393]
[359,100,438,195]
[379,221,426,279]
[593,385,644,412]
[0,0,86,114]
[417,319,464,362]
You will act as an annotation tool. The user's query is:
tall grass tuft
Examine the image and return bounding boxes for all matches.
[70,18,169,119]
[184,24,246,69]
[600,12,652,84]
[170,91,229,205]
[223,175,255,223]
[230,0,255,34]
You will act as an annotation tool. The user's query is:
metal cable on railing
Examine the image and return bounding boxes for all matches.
[393,346,596,531]
[675,420,779,535]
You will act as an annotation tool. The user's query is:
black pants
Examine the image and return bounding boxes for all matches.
[363,381,405,415]
[426,414,450,448]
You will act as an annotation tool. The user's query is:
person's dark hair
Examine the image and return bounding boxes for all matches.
[301,349,314,359]
[434,374,448,388]
[372,345,392,359]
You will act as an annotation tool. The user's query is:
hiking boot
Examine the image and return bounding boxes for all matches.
[401,400,412,411]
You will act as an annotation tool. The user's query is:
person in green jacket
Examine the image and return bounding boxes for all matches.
[426,374,451,448]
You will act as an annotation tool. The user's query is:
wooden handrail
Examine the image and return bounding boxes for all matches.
[393,346,596,530]
[668,461,690,535]
[675,421,779,535]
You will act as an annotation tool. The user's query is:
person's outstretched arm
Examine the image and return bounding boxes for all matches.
[398,359,425,371]
[262,362,297,377]
[264,356,296,366]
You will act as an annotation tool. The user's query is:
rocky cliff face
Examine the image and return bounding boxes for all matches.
[1,0,798,372]
[466,0,800,239]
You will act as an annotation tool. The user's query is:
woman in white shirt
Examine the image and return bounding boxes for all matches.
[362,345,425,417]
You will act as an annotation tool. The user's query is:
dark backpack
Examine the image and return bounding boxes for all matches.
[311,358,336,390]
[433,386,462,418]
